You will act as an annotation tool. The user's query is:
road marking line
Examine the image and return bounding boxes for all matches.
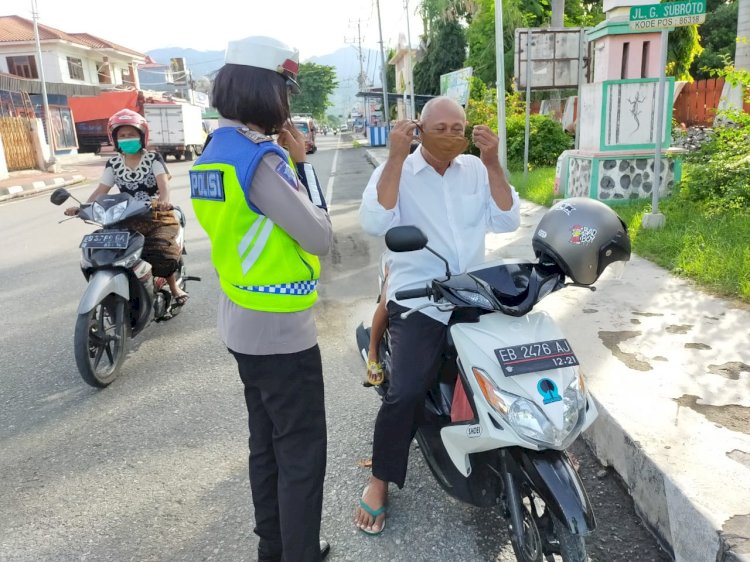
[325,135,341,206]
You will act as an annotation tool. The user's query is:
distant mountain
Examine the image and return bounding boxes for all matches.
[308,47,382,116]
[146,46,383,117]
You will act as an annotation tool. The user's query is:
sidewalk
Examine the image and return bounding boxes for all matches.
[0,154,103,203]
[365,144,750,562]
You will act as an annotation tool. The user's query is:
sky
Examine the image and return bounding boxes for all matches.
[26,0,424,60]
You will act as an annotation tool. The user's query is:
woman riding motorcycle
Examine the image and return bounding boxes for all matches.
[64,109,188,305]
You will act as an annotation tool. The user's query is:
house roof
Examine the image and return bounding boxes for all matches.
[0,15,145,59]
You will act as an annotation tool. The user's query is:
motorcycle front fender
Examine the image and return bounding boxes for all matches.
[77,270,130,315]
[508,447,596,536]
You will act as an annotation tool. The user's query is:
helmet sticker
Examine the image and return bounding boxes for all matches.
[555,202,576,216]
[537,229,548,239]
[569,224,597,245]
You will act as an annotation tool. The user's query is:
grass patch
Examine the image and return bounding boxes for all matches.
[509,166,750,303]
[509,167,557,207]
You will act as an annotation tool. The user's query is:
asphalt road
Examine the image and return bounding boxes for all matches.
[0,134,669,561]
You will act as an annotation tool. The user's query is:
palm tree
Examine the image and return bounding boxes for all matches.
[419,0,477,40]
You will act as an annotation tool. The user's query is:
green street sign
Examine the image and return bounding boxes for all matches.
[629,0,706,30]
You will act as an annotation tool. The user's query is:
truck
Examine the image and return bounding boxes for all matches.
[69,90,143,154]
[143,103,206,161]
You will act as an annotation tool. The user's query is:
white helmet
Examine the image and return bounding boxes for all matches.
[224,36,300,93]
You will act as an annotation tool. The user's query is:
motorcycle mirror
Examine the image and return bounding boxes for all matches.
[385,226,428,252]
[50,188,71,206]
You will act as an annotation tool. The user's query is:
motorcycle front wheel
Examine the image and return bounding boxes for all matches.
[511,488,588,562]
[74,294,129,387]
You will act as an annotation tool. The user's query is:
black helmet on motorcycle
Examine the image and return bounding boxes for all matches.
[532,197,631,286]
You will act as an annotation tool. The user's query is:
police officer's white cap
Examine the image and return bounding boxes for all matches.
[224,36,299,77]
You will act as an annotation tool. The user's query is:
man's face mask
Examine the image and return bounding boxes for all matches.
[118,138,142,154]
[417,124,469,162]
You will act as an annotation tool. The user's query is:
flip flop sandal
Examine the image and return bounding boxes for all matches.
[173,293,190,307]
[363,361,385,387]
[357,493,387,535]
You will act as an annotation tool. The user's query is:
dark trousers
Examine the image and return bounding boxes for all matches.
[231,345,327,562]
[372,303,448,488]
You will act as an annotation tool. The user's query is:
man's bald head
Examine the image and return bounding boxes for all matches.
[419,97,466,129]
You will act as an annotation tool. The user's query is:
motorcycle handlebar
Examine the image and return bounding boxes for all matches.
[395,287,433,300]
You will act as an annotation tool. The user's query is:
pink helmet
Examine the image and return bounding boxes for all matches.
[108,108,149,148]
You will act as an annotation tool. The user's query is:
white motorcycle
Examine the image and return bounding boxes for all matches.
[355,198,631,561]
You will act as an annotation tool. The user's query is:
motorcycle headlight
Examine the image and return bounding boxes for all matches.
[102,201,128,224]
[473,367,512,416]
[473,367,586,449]
[454,289,494,310]
[508,398,562,446]
[91,202,106,223]
[562,374,587,435]
[106,200,128,224]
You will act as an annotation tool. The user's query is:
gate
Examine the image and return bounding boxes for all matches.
[0,116,36,171]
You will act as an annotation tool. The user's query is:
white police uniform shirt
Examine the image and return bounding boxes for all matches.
[359,146,521,324]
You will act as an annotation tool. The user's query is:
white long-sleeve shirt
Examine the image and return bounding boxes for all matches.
[359,146,521,324]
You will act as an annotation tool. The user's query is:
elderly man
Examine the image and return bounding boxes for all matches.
[356,96,521,534]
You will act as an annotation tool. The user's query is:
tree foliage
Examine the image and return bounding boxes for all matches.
[465,0,527,88]
[691,0,738,79]
[418,0,476,39]
[667,26,704,81]
[414,20,467,95]
[289,63,338,119]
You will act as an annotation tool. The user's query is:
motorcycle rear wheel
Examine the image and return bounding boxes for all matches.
[74,295,129,387]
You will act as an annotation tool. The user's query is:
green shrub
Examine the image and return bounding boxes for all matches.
[465,83,573,170]
[506,114,573,170]
[682,108,750,213]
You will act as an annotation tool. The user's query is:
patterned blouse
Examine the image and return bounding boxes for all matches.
[100,152,168,202]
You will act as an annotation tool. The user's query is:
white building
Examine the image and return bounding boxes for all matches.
[0,14,145,89]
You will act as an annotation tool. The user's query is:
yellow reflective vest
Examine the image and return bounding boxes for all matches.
[190,127,320,312]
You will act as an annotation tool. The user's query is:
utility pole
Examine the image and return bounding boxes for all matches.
[404,0,416,120]
[31,0,57,171]
[376,0,390,129]
[494,0,508,169]
[345,19,368,93]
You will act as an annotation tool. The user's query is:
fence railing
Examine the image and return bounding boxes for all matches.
[673,78,750,127]
[0,116,37,171]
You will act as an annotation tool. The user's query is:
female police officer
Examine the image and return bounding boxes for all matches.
[190,36,332,562]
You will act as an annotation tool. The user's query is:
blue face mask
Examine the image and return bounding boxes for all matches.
[118,138,142,154]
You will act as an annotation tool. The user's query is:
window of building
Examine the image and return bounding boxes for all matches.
[641,41,651,78]
[621,42,630,79]
[97,59,112,84]
[6,55,38,79]
[67,57,84,81]
[121,65,136,87]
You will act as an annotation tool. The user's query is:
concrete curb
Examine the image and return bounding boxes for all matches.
[362,147,750,562]
[584,398,749,562]
[0,174,87,203]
